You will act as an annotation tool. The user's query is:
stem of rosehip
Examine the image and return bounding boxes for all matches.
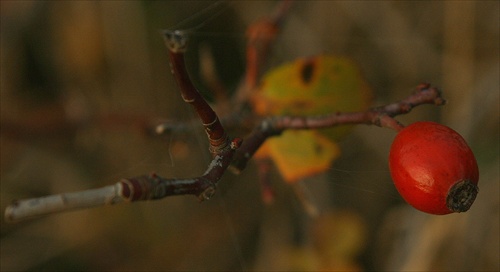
[379,114,405,132]
[394,124,405,132]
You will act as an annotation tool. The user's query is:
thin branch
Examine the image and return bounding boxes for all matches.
[163,30,229,154]
[4,140,242,222]
[230,83,445,173]
[4,185,123,222]
[256,158,275,204]
[199,43,231,116]
[233,0,293,108]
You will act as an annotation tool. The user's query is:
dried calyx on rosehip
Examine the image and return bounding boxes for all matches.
[389,121,479,215]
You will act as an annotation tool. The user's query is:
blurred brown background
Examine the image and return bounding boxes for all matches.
[1,1,498,271]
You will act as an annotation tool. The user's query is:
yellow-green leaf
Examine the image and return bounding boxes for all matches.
[252,55,372,182]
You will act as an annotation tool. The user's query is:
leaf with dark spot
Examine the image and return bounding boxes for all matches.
[300,60,316,85]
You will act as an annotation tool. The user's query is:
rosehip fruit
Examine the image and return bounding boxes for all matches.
[389,121,479,215]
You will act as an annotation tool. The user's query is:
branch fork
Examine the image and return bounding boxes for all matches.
[120,137,242,203]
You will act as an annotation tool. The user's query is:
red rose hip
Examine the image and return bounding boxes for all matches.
[389,121,479,215]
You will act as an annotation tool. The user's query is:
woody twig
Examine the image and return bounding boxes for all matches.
[230,83,445,173]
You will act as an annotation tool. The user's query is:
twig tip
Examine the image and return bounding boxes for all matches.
[162,29,189,53]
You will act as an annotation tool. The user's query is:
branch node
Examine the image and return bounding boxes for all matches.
[231,137,243,150]
[119,174,157,202]
[400,103,412,113]
[261,117,281,135]
[208,133,230,154]
[199,186,216,201]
